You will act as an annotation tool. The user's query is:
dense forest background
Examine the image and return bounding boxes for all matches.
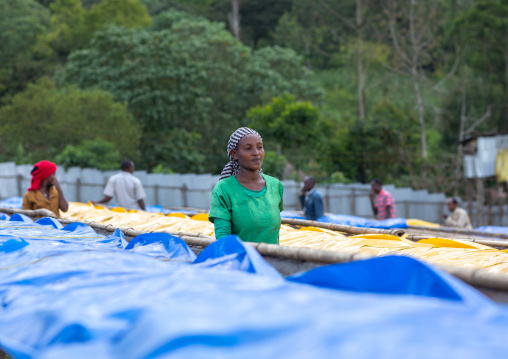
[1,0,507,194]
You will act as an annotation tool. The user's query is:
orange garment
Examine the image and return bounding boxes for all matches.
[22,186,60,218]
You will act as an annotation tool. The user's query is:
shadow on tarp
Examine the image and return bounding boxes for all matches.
[0,217,508,358]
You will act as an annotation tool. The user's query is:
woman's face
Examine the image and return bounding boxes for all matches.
[231,134,264,172]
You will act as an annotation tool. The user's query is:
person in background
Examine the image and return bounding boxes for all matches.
[209,127,284,245]
[22,160,68,218]
[369,178,396,220]
[300,176,324,221]
[444,198,472,229]
[93,160,146,210]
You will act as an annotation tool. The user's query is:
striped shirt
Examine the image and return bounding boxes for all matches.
[374,189,396,220]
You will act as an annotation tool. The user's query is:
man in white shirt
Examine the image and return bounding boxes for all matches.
[93,160,146,210]
[443,198,472,229]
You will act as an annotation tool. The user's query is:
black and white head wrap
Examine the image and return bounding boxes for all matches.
[219,127,262,180]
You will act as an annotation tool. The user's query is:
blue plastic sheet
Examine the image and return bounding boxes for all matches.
[0,196,22,209]
[476,226,508,235]
[280,210,305,220]
[318,214,408,229]
[2,218,508,358]
[145,204,198,216]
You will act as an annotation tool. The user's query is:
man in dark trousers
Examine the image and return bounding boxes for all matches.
[300,176,324,221]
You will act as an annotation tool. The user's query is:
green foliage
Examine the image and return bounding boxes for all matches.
[142,0,214,16]
[41,0,151,59]
[0,77,140,162]
[453,0,508,83]
[0,0,49,67]
[322,98,419,184]
[57,11,321,172]
[0,0,51,96]
[151,164,175,174]
[262,151,287,179]
[449,0,508,134]
[56,138,121,170]
[247,94,324,170]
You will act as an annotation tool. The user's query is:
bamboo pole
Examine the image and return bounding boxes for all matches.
[281,217,405,237]
[0,207,56,218]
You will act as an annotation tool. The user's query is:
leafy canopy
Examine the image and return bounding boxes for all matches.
[247,94,324,169]
[41,0,151,59]
[58,10,322,172]
[56,138,122,170]
[0,77,140,163]
[0,0,50,96]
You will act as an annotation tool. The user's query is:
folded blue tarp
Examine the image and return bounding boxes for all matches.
[1,216,508,358]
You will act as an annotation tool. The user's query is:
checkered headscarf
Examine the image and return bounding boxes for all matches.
[219,127,262,180]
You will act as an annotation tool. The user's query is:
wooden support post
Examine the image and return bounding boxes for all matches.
[350,188,356,216]
[487,182,493,226]
[76,178,81,203]
[467,178,474,226]
[16,174,23,197]
[476,177,484,227]
[324,184,330,213]
[154,184,159,206]
[182,184,188,208]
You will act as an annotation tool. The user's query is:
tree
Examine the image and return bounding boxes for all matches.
[0,77,140,162]
[317,0,367,120]
[247,94,324,170]
[324,98,419,184]
[56,138,122,170]
[379,0,453,187]
[206,0,292,48]
[41,0,151,60]
[58,11,321,172]
[0,0,50,96]
[453,0,508,124]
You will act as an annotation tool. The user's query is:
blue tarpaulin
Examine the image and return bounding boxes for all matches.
[1,216,508,358]
[476,226,508,236]
[317,214,408,229]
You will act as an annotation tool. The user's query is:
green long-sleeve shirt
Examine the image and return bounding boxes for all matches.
[209,174,283,244]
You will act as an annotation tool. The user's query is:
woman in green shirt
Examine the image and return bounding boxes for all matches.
[209,127,284,244]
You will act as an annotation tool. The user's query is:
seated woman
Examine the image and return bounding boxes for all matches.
[209,127,283,244]
[22,161,68,218]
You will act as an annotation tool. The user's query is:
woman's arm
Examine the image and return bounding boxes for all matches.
[52,177,69,212]
[213,218,232,239]
[22,193,33,210]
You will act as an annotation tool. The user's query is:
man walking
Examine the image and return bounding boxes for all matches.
[369,179,396,220]
[444,198,472,229]
[93,160,146,210]
[300,176,324,221]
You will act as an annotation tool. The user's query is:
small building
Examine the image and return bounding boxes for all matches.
[461,133,508,226]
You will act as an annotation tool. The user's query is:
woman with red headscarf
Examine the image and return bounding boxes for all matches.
[22,161,69,218]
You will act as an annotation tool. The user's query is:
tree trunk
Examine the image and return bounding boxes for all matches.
[454,84,467,197]
[229,0,241,39]
[304,36,312,70]
[411,65,427,187]
[409,0,427,188]
[356,0,365,120]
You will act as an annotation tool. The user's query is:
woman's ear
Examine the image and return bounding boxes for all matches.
[230,149,238,160]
